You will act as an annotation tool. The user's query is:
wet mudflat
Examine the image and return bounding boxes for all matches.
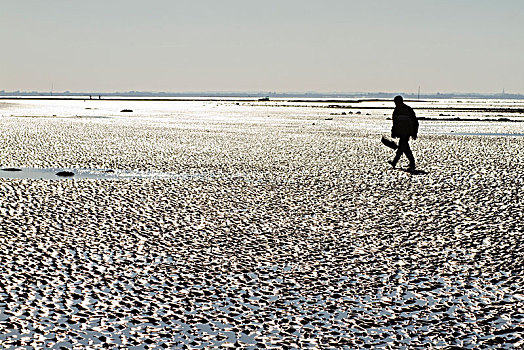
[0,101,523,349]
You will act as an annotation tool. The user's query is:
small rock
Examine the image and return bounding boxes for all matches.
[56,171,75,177]
[2,168,22,172]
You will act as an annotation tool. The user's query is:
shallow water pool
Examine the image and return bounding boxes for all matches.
[0,167,201,180]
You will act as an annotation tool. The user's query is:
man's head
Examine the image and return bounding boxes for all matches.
[394,95,403,107]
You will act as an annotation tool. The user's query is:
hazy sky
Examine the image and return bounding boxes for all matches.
[1,0,523,93]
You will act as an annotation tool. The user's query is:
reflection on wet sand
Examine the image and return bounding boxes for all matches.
[0,99,523,348]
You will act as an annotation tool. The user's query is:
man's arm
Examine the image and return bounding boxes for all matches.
[411,107,419,139]
[391,108,398,138]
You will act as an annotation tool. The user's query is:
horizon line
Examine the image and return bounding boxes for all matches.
[1,90,523,97]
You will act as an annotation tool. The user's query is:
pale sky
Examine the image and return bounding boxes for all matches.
[1,0,523,94]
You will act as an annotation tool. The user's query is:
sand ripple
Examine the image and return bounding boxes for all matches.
[0,108,523,348]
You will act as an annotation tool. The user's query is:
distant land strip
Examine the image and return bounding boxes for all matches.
[264,103,524,113]
[1,91,524,99]
[399,117,524,122]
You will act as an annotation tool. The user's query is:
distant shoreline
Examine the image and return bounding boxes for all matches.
[1,91,523,100]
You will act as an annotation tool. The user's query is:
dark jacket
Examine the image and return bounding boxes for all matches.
[392,103,418,138]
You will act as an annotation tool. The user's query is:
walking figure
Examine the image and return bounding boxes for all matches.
[389,95,418,171]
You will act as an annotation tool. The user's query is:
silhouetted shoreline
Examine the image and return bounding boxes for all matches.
[1,90,524,100]
[397,117,524,122]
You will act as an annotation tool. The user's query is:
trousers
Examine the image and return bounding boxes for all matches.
[393,136,415,168]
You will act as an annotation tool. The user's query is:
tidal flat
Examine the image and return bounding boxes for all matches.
[0,99,523,348]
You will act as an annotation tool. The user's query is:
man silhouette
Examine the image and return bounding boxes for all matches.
[389,95,418,171]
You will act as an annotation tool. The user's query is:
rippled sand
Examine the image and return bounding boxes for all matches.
[0,104,523,348]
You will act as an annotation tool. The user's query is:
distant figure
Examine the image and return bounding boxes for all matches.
[389,95,419,170]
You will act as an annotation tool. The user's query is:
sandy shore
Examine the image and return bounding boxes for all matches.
[0,108,523,348]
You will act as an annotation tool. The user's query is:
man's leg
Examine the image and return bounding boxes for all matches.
[391,137,408,167]
[404,140,416,169]
[391,148,403,167]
